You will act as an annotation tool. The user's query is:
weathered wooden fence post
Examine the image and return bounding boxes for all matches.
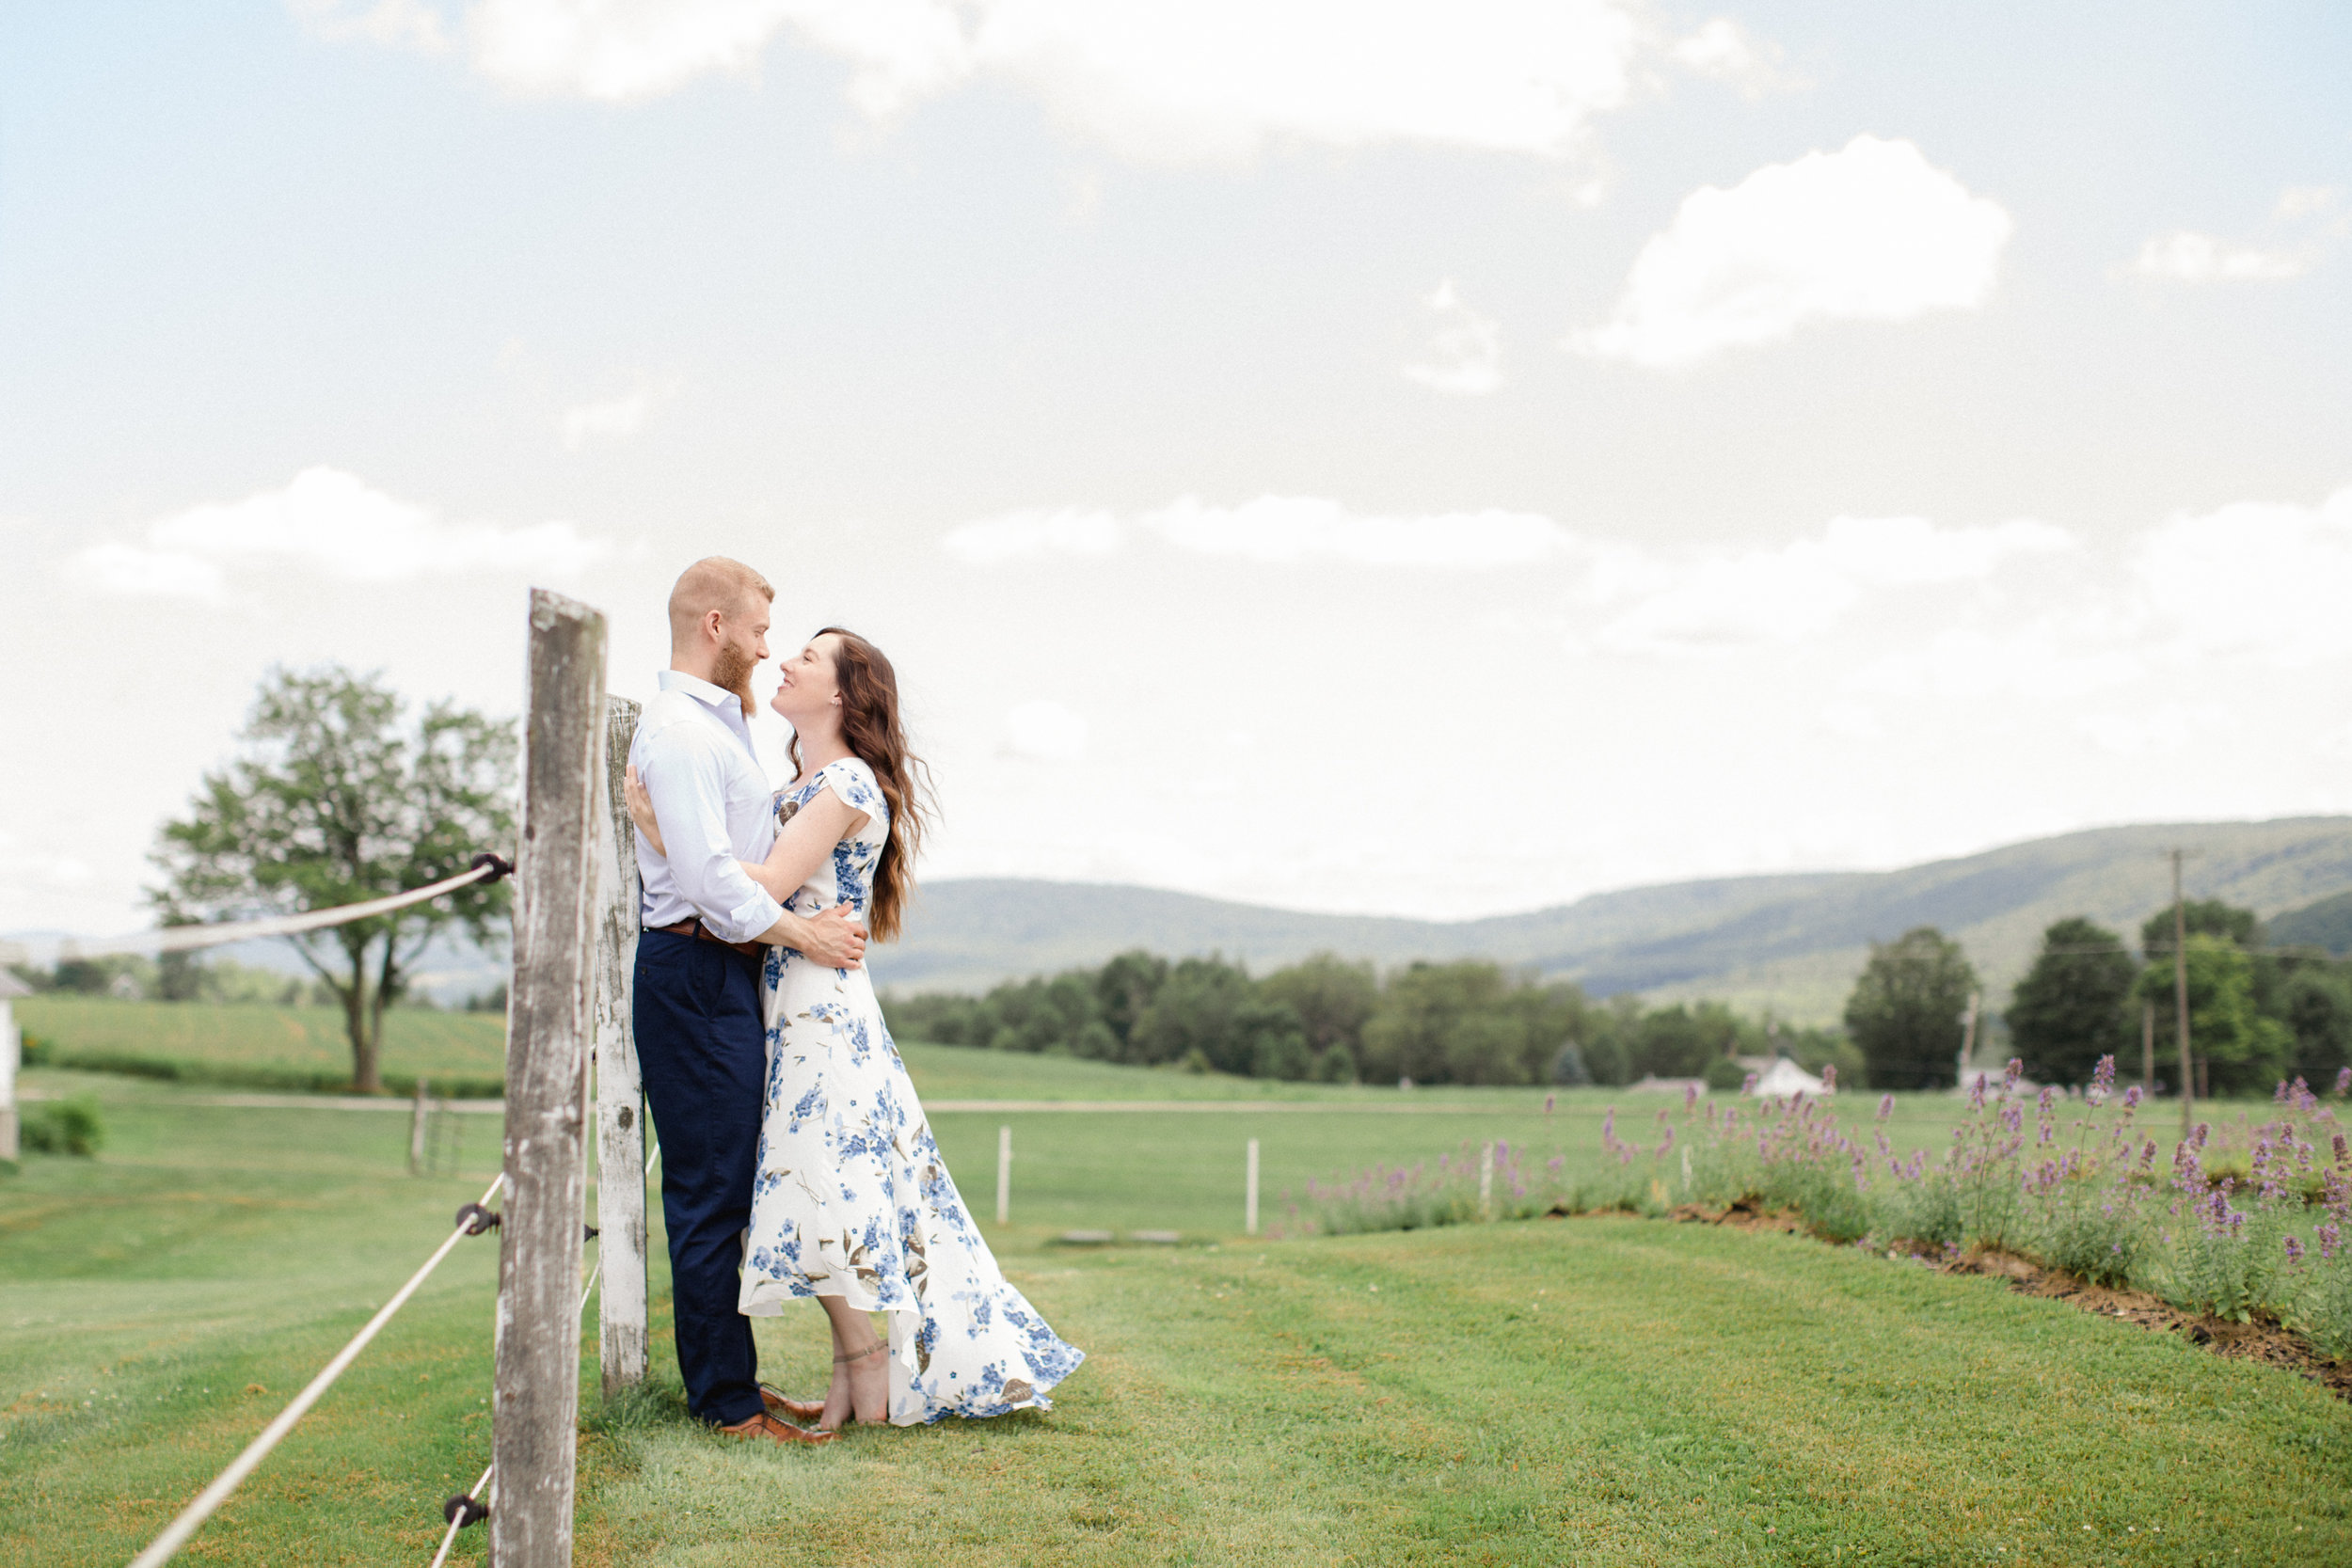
[0,970,23,1163]
[1245,1137,1260,1236]
[408,1078,430,1177]
[492,590,607,1568]
[594,695,648,1399]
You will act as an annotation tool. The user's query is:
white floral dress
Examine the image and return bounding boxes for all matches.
[739,756,1084,1424]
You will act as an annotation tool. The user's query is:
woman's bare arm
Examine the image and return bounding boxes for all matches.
[744,788,869,904]
[623,764,871,966]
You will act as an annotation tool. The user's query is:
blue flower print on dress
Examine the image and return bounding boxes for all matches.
[735,754,1084,1423]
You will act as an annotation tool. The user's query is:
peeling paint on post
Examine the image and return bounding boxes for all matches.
[493,590,607,1568]
[594,695,648,1398]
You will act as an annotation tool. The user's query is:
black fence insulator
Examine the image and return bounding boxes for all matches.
[584,1225,599,1242]
[469,851,516,884]
[443,1493,489,1528]
[456,1203,501,1236]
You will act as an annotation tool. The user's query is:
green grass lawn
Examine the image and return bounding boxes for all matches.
[16,996,508,1097]
[7,1064,2347,1565]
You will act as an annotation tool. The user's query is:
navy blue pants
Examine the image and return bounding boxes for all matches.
[632,929,766,1426]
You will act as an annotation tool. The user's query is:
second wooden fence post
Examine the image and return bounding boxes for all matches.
[594,695,648,1399]
[492,589,607,1568]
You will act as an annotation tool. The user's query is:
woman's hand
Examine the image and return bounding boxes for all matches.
[624,764,666,857]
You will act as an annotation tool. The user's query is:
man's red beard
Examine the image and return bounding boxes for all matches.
[710,642,756,715]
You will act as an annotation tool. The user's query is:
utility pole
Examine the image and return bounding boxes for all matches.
[1956,991,1980,1086]
[2171,847,2193,1137]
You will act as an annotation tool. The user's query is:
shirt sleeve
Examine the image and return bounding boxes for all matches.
[635,728,785,944]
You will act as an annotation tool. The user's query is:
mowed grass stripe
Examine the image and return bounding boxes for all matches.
[583,1221,2352,1566]
[10,1069,2350,1566]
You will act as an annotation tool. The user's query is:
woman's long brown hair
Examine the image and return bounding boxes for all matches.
[789,627,933,942]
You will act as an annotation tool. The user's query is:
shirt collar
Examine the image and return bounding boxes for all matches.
[658,669,739,709]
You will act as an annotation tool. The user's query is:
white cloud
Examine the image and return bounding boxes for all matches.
[1666,18,1796,95]
[2275,186,2343,222]
[2126,187,2342,283]
[1596,515,2072,653]
[65,467,618,597]
[307,1,1699,164]
[1571,135,2012,369]
[943,495,1570,568]
[1002,699,1088,762]
[67,542,227,599]
[1402,279,1502,396]
[560,379,679,449]
[2130,231,2307,283]
[2131,487,2352,666]
[290,0,452,51]
[941,508,1122,563]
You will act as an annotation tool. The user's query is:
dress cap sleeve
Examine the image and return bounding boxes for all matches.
[819,757,886,827]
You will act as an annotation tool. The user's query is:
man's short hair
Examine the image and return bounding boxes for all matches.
[668,557,774,645]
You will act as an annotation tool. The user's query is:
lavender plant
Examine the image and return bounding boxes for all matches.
[2018,1059,2155,1287]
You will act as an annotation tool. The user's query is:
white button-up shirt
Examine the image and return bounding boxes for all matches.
[629,670,785,945]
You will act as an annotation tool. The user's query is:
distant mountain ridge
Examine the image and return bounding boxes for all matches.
[883,817,2352,1023]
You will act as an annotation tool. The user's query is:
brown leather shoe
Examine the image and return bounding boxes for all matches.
[717,1410,835,1445]
[759,1384,828,1424]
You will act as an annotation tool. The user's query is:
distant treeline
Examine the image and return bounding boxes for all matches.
[880,951,1856,1087]
[2007,899,2352,1097]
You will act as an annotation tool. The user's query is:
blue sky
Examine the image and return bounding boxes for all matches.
[4,1,2349,935]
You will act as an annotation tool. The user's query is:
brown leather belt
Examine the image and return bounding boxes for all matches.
[648,918,762,959]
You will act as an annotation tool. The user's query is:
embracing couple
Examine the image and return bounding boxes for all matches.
[625,557,1082,1444]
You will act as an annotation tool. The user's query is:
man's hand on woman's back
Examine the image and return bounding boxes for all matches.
[786,903,868,969]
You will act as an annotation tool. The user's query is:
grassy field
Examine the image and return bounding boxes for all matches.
[15,996,508,1097]
[7,1058,2349,1565]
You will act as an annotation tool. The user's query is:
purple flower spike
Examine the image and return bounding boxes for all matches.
[1742,1072,1758,1096]
[2091,1055,2117,1101]
[2123,1085,2143,1112]
[1821,1065,1837,1092]
[2337,1067,2352,1098]
[1877,1093,1895,1121]
[2003,1058,2023,1092]
[1545,1094,1556,1116]
[2284,1236,2305,1264]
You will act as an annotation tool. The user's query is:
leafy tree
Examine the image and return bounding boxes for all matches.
[2280,961,2352,1085]
[1128,957,1306,1076]
[2006,918,2138,1086]
[150,666,515,1093]
[2139,899,2261,956]
[1260,952,1377,1077]
[1843,927,1978,1090]
[2137,934,2294,1097]
[1627,1001,1754,1079]
[1091,950,1168,1053]
[1359,961,1562,1086]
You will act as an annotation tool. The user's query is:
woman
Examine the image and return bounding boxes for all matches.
[628,626,1083,1431]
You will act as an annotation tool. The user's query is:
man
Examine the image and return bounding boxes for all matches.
[630,556,868,1444]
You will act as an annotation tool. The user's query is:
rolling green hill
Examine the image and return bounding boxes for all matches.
[886,816,2352,1023]
[2271,889,2352,958]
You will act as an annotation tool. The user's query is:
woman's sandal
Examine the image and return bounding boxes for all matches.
[813,1339,890,1433]
[761,1343,888,1425]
